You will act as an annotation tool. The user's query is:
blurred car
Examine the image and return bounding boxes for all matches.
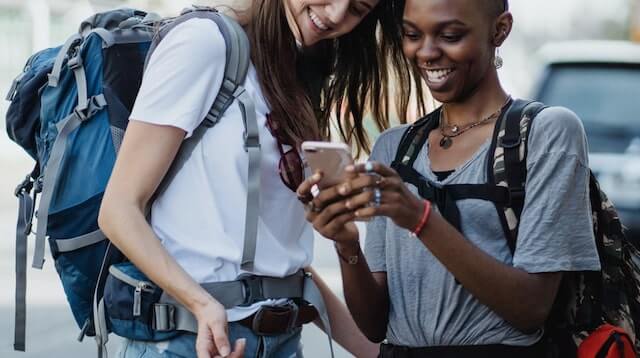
[530,40,640,242]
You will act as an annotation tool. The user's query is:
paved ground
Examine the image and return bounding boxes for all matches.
[0,151,356,357]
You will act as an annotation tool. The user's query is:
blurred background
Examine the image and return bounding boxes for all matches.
[0,0,639,356]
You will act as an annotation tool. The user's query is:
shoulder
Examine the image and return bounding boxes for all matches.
[148,17,227,67]
[527,105,589,165]
[370,124,412,163]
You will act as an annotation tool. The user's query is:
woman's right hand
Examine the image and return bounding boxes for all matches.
[193,299,245,358]
[296,172,360,245]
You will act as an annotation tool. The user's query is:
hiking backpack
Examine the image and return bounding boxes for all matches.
[391,99,640,357]
[5,6,256,352]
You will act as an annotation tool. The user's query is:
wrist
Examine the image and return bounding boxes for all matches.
[411,200,432,238]
[335,241,361,265]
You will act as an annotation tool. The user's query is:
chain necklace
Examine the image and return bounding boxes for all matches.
[439,96,512,150]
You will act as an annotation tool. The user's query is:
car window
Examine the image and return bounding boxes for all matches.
[537,64,640,153]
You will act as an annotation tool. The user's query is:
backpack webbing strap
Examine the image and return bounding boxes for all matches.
[48,33,82,88]
[13,175,36,352]
[32,94,107,269]
[489,100,546,252]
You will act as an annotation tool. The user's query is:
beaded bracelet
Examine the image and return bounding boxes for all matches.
[411,200,432,238]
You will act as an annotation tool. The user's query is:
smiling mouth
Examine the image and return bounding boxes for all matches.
[308,8,329,32]
[423,68,455,84]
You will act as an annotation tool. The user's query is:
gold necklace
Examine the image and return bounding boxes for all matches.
[439,96,512,150]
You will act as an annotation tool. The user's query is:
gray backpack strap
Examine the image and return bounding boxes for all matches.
[13,175,36,352]
[150,8,260,271]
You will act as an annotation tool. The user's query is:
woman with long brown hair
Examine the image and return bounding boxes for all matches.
[98,0,421,357]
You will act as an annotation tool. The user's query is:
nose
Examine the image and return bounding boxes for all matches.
[325,0,350,26]
[415,37,442,66]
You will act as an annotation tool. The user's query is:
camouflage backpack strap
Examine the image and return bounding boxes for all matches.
[390,109,441,196]
[488,99,547,252]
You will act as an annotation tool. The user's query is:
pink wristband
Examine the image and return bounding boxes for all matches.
[411,200,432,237]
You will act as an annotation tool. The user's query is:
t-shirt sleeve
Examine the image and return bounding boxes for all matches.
[513,106,601,273]
[129,18,227,138]
[363,128,407,272]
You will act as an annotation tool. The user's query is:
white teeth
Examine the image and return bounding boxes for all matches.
[308,9,328,31]
[425,68,454,83]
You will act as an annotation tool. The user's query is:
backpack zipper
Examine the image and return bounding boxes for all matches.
[109,265,156,317]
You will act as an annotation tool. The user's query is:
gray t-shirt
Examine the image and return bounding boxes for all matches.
[364,105,601,347]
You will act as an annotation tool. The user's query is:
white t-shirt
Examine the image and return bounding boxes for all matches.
[129,18,314,321]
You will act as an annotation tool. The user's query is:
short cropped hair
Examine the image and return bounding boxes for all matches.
[487,0,509,18]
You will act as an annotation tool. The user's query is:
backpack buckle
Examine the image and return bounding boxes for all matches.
[243,133,261,152]
[508,187,525,205]
[499,135,521,149]
[238,275,264,306]
[14,176,34,197]
[152,303,176,332]
[67,55,83,71]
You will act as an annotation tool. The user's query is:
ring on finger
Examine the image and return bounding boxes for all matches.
[373,188,382,208]
[307,201,322,213]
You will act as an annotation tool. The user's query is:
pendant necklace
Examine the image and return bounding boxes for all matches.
[439,96,512,150]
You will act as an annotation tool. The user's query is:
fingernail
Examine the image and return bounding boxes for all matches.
[346,165,354,172]
[354,211,360,217]
[220,346,230,356]
[312,173,321,181]
[346,201,352,209]
[339,186,348,194]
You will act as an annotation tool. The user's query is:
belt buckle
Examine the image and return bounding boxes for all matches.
[251,301,299,336]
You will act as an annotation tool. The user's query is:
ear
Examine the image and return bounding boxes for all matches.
[492,12,513,47]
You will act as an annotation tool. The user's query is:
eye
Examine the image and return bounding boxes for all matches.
[440,33,462,42]
[403,29,421,42]
[349,5,366,17]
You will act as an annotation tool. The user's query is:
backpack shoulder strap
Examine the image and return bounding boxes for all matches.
[391,108,441,169]
[489,99,547,253]
[149,8,258,269]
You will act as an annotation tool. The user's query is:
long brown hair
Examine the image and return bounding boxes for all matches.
[248,0,426,156]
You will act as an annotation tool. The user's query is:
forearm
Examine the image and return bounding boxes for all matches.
[416,212,560,332]
[307,267,379,358]
[335,243,390,343]
[98,202,212,314]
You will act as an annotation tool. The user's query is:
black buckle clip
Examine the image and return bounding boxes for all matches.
[499,135,522,149]
[239,275,264,307]
[508,187,525,205]
[14,175,34,197]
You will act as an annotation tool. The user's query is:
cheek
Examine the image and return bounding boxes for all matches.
[402,41,419,62]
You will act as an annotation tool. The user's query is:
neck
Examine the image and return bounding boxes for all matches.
[443,70,509,127]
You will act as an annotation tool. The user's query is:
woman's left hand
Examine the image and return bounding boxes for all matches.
[341,162,425,231]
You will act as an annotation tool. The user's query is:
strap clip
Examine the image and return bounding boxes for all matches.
[508,187,525,205]
[67,54,83,70]
[152,303,176,332]
[239,275,264,306]
[14,176,34,198]
[499,135,521,149]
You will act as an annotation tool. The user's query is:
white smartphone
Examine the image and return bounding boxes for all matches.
[301,141,354,189]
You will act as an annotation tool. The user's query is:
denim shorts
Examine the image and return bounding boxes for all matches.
[116,322,303,358]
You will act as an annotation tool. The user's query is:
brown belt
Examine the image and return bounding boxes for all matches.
[237,301,318,336]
